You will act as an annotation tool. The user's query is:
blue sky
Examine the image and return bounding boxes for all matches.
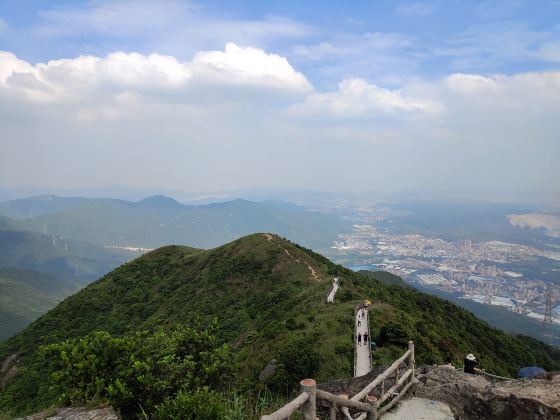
[0,1,559,199]
[2,0,560,86]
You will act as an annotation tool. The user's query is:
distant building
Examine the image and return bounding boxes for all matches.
[457,239,472,252]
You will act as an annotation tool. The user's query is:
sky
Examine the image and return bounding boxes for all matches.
[0,0,559,200]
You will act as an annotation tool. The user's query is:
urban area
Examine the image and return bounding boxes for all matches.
[330,223,560,325]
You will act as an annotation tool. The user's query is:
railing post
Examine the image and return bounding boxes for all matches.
[366,395,377,420]
[329,402,337,420]
[408,341,415,382]
[300,379,317,420]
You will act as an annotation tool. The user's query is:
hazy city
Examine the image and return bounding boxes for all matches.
[328,212,560,325]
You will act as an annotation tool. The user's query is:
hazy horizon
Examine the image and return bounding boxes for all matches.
[1,1,559,200]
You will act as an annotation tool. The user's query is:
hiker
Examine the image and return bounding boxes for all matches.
[464,354,478,374]
[357,333,362,345]
[363,333,368,343]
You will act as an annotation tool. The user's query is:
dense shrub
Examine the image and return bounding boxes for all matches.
[268,334,321,392]
[42,321,231,418]
[155,388,227,419]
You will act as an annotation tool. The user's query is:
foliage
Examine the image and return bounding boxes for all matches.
[1,234,560,417]
[378,315,415,346]
[41,322,230,418]
[268,334,321,392]
[154,388,226,419]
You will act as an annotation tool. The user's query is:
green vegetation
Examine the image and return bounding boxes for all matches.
[1,234,559,418]
[359,270,411,288]
[0,226,138,340]
[0,195,351,250]
[43,323,231,418]
[0,269,62,341]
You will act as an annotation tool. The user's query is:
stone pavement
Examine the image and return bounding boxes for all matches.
[382,397,454,420]
[355,307,371,376]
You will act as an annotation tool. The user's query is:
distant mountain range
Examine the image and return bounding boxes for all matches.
[0,195,351,250]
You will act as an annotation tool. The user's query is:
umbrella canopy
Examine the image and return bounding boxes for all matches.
[516,366,546,378]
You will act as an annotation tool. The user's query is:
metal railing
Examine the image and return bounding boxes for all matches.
[261,342,416,420]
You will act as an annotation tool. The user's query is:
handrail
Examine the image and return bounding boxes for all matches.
[261,392,309,420]
[482,371,510,381]
[260,342,416,420]
[316,389,375,412]
[260,379,377,420]
[377,378,415,416]
[376,368,413,406]
[352,347,412,401]
[457,366,510,381]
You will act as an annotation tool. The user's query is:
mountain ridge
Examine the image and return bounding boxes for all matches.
[0,195,349,249]
[1,233,559,416]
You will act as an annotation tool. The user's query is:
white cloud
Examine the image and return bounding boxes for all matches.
[0,44,310,107]
[288,78,439,117]
[292,32,411,60]
[36,0,197,37]
[533,41,560,62]
[0,44,558,196]
[30,1,315,61]
[444,73,499,93]
[191,43,311,91]
[436,21,560,70]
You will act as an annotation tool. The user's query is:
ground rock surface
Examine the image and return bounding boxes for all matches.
[16,407,119,420]
[412,366,560,420]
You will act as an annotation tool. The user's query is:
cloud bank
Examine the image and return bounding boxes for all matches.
[0,44,558,197]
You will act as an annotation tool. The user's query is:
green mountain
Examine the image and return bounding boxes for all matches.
[359,270,411,288]
[0,229,136,283]
[0,195,351,250]
[1,234,559,416]
[0,269,70,341]
[0,225,140,341]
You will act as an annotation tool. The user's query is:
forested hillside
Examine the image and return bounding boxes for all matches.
[1,234,559,417]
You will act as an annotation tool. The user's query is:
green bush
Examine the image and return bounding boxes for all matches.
[41,321,231,418]
[155,388,226,420]
[269,334,320,392]
[378,314,414,346]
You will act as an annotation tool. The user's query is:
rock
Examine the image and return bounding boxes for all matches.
[412,366,560,419]
[0,353,18,391]
[16,407,119,420]
[259,359,277,381]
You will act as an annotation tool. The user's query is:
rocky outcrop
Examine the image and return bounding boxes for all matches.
[16,407,119,420]
[0,353,17,391]
[259,359,277,381]
[412,366,560,419]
